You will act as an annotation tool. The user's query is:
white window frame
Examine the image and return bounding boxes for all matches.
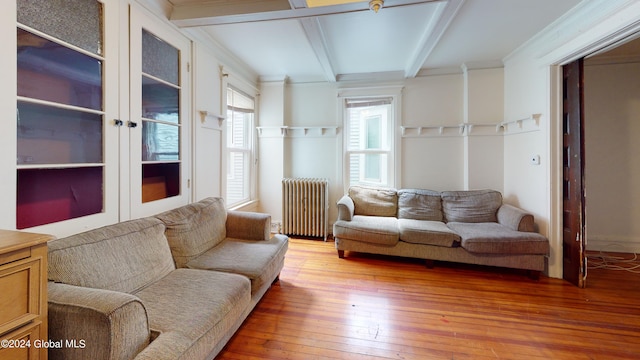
[340,86,402,191]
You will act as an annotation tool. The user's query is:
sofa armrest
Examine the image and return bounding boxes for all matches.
[336,195,355,221]
[497,204,536,232]
[134,332,191,360]
[48,282,150,360]
[226,210,271,240]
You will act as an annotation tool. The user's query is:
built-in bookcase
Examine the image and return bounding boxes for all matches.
[16,1,106,229]
[14,0,191,235]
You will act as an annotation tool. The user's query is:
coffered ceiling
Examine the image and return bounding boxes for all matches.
[163,0,582,83]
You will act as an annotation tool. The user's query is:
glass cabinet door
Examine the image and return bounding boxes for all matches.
[16,0,119,234]
[129,6,191,218]
[13,1,190,234]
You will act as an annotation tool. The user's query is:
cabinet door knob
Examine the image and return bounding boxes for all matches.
[114,119,124,126]
[128,121,138,128]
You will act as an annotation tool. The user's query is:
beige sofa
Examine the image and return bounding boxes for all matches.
[47,197,288,360]
[333,187,549,276]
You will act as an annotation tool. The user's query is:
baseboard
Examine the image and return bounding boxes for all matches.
[587,236,640,253]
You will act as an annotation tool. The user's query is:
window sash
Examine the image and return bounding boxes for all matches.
[344,95,395,188]
[226,85,255,207]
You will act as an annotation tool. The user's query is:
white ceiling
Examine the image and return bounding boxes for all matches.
[166,0,583,83]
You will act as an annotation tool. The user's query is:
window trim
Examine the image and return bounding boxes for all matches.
[339,86,402,192]
[225,84,257,208]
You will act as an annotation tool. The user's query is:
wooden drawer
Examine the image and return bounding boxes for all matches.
[0,257,42,336]
[0,247,30,266]
[0,231,50,360]
[0,321,42,360]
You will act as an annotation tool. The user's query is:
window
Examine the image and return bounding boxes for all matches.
[344,96,395,187]
[226,86,255,206]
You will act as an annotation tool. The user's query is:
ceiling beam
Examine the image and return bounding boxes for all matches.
[170,0,441,27]
[173,0,294,19]
[299,17,337,82]
[404,0,465,78]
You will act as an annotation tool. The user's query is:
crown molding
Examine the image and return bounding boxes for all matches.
[504,0,640,65]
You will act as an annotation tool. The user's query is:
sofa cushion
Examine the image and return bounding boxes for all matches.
[155,197,227,268]
[441,190,502,223]
[398,219,461,247]
[48,217,175,294]
[333,215,399,246]
[447,222,550,255]
[134,268,250,359]
[398,189,443,221]
[349,186,398,217]
[186,235,288,295]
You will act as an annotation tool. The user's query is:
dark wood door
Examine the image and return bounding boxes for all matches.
[562,59,587,288]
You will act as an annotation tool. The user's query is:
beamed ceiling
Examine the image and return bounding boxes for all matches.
[162,0,583,83]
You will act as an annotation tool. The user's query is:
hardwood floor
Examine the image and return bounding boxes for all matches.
[217,238,640,359]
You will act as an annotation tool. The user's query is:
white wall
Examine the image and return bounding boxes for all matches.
[404,74,463,127]
[402,75,465,191]
[584,60,640,253]
[402,136,465,190]
[192,43,224,201]
[186,25,262,210]
[257,81,287,224]
[400,70,505,192]
[0,2,16,228]
[464,67,504,191]
[284,82,339,182]
[257,82,342,227]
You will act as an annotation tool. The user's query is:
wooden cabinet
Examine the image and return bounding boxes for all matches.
[0,230,51,360]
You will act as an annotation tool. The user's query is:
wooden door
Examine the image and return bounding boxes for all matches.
[562,59,587,288]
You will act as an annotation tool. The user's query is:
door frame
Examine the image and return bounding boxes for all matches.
[548,28,640,284]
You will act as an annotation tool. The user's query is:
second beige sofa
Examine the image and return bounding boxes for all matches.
[333,186,549,276]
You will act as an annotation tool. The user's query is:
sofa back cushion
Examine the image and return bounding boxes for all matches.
[48,217,174,294]
[155,197,227,268]
[397,189,442,221]
[349,186,398,217]
[441,190,502,223]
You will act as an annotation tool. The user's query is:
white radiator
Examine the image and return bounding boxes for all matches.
[282,178,329,240]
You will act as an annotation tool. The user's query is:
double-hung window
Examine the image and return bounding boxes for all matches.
[226,86,255,207]
[344,96,395,187]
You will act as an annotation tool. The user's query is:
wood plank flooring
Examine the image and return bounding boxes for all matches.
[216,238,640,359]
